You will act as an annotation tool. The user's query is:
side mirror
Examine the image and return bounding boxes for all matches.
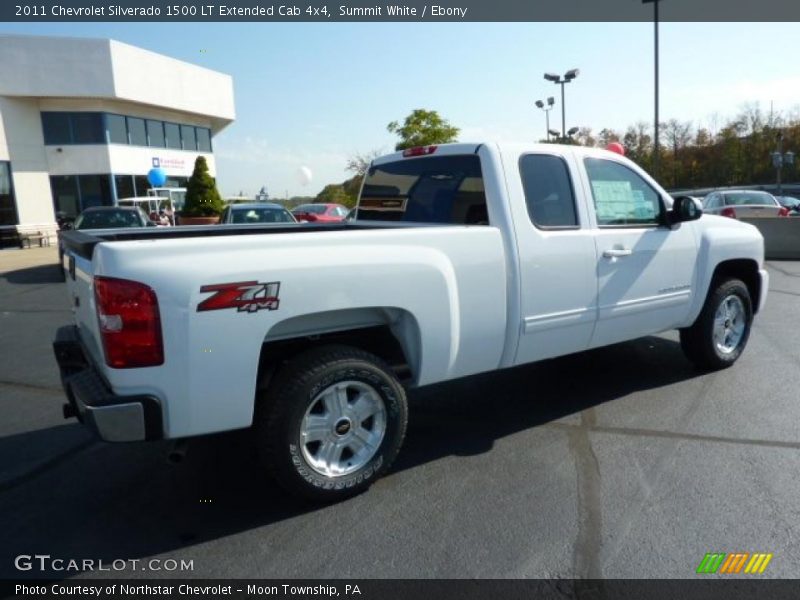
[61,222,73,231]
[146,220,157,227]
[669,196,702,225]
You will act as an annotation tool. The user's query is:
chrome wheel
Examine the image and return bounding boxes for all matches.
[300,380,387,477]
[713,294,746,355]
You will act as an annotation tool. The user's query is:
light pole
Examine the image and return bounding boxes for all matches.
[535,97,555,141]
[772,132,795,197]
[643,0,661,177]
[544,69,579,139]
[567,127,580,144]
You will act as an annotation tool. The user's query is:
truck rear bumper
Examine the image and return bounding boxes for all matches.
[53,325,163,442]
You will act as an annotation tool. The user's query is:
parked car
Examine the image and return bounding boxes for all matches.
[776,196,800,215]
[58,206,155,277]
[56,142,767,502]
[702,190,789,219]
[291,203,348,222]
[220,203,297,224]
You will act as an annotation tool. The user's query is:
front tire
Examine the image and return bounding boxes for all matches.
[680,278,753,370]
[255,344,408,502]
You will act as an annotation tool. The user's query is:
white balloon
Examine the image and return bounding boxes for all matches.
[296,166,313,186]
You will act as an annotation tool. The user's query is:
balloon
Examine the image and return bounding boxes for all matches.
[295,166,313,186]
[147,167,167,187]
[606,142,625,156]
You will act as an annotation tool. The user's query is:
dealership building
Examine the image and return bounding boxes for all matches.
[0,34,235,243]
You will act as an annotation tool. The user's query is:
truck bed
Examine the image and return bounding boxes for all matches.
[60,221,438,260]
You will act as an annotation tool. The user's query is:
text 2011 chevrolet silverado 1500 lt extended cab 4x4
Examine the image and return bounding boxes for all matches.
[54,143,768,501]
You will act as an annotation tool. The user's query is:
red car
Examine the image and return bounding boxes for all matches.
[291,203,349,222]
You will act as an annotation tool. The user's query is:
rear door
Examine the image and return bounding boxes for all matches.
[580,156,698,347]
[502,148,599,365]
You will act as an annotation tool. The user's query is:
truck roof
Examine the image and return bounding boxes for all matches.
[372,141,627,166]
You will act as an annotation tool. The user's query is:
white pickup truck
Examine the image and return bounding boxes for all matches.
[54,142,768,501]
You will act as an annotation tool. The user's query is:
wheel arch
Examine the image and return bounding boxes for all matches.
[710,258,762,314]
[256,307,422,393]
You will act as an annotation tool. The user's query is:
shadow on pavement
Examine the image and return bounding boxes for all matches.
[1,263,64,285]
[0,335,698,579]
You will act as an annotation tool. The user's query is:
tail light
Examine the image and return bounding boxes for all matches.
[402,145,438,157]
[720,207,737,219]
[778,206,790,217]
[94,276,164,368]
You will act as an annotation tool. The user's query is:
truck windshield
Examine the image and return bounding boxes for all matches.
[358,155,488,224]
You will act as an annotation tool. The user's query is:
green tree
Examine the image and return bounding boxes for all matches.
[387,109,459,150]
[315,183,356,207]
[183,156,224,216]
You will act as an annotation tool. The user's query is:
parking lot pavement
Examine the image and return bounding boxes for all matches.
[1,247,799,579]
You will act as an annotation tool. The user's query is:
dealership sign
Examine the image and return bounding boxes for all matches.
[152,157,186,170]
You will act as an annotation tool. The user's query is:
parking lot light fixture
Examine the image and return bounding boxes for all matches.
[535,97,555,141]
[544,69,580,138]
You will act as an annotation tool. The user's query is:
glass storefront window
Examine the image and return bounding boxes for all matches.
[50,175,80,219]
[71,113,104,144]
[127,117,147,146]
[114,175,135,200]
[164,123,181,149]
[41,113,71,145]
[78,175,112,209]
[42,111,213,153]
[196,127,212,152]
[181,125,196,151]
[134,175,150,196]
[106,114,128,144]
[147,120,165,148]
[0,162,18,226]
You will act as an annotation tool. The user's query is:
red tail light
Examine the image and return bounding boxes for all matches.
[402,145,438,157]
[720,207,737,219]
[778,206,790,217]
[94,276,163,369]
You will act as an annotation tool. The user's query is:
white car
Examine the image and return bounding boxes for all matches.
[55,142,767,502]
[702,190,789,219]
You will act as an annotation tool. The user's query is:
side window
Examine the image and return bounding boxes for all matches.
[705,194,719,209]
[584,158,663,227]
[519,154,578,228]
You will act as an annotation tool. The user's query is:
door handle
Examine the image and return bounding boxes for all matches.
[603,248,632,258]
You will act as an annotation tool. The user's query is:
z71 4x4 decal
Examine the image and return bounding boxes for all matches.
[197,281,280,313]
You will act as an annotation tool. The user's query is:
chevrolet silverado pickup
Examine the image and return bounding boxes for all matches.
[54,142,768,501]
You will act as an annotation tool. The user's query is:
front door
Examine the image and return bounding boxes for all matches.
[581,157,698,348]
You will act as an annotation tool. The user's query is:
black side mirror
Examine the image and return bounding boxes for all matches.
[669,196,702,225]
[146,220,157,227]
[61,222,73,231]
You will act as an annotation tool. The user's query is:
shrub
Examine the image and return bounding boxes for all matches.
[182,156,224,216]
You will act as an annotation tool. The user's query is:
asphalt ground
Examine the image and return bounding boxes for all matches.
[1,246,799,579]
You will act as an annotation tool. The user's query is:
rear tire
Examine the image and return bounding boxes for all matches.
[680,278,752,370]
[254,344,408,502]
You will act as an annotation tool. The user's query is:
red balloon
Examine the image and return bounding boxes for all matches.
[606,142,625,156]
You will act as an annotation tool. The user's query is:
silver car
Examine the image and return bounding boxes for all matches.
[219,202,297,224]
[702,190,789,219]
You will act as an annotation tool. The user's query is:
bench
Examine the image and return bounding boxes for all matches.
[18,230,51,248]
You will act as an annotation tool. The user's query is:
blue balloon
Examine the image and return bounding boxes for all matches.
[147,167,167,187]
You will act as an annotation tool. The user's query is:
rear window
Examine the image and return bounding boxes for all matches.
[75,210,143,229]
[357,155,488,224]
[723,192,776,206]
[231,208,294,223]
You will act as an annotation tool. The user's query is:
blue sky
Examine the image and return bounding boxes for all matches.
[1,22,798,197]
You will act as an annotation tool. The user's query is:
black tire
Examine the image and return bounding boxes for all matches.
[680,278,752,370]
[254,344,408,502]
